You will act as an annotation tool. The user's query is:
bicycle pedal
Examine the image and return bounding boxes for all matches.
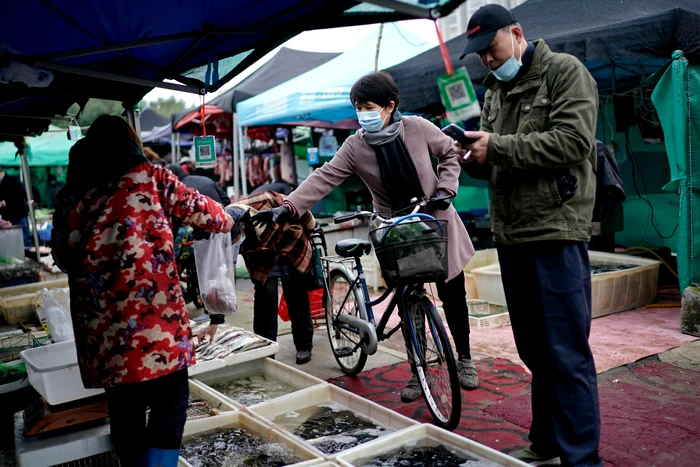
[334,347,355,357]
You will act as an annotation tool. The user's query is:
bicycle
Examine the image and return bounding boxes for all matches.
[319,198,461,430]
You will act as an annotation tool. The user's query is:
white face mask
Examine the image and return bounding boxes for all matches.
[357,106,388,133]
[492,29,523,82]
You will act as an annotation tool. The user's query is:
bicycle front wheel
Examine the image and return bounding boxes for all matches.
[324,268,368,376]
[404,293,461,430]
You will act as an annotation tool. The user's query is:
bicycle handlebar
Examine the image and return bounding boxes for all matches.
[333,198,431,225]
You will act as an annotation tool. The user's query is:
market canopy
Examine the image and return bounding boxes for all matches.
[0,126,74,167]
[139,106,170,133]
[387,0,700,115]
[237,23,433,127]
[173,48,340,136]
[0,0,467,141]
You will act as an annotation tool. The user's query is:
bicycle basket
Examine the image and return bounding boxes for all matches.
[369,219,449,287]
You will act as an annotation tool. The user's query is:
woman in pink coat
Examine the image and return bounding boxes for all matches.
[254,72,479,401]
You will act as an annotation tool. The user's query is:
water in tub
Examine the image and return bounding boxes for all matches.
[272,403,393,455]
[180,428,302,467]
[210,371,298,405]
[354,439,502,467]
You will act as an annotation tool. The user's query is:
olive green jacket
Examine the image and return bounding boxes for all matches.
[463,40,598,244]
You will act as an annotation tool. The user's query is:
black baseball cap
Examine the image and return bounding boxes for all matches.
[459,4,518,59]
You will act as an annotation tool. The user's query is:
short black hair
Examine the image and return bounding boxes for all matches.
[350,72,400,114]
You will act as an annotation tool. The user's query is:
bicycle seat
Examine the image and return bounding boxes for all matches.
[335,238,372,258]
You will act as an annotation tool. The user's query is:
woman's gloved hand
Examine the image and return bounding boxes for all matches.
[251,205,290,229]
[226,206,251,240]
[428,189,453,211]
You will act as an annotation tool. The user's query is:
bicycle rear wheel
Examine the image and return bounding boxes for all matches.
[404,292,461,430]
[324,269,368,375]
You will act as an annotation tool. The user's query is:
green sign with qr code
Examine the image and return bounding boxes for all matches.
[194,136,217,167]
[437,67,481,123]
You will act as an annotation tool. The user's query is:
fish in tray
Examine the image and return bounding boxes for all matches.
[194,328,271,362]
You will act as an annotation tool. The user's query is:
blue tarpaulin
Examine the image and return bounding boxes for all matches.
[237,23,432,127]
[1,1,466,141]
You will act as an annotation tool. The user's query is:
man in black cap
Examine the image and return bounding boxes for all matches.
[459,4,602,467]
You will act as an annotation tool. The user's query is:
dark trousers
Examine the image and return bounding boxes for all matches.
[13,217,32,248]
[498,241,602,467]
[104,369,189,466]
[436,271,472,359]
[253,268,314,352]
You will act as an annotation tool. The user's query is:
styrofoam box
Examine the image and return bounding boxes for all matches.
[187,331,280,377]
[249,384,419,460]
[188,379,238,417]
[471,251,660,318]
[178,412,322,467]
[193,357,327,408]
[19,340,103,406]
[335,424,529,466]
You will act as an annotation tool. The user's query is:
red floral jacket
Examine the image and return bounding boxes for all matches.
[52,163,232,388]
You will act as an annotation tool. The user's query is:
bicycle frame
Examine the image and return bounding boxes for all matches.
[326,256,438,366]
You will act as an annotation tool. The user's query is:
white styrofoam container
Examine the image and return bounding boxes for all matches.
[188,330,280,377]
[249,384,419,460]
[188,379,238,418]
[193,357,327,408]
[19,340,103,405]
[179,411,322,467]
[335,424,529,466]
[471,251,661,318]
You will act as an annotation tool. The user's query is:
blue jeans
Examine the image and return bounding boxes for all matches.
[498,241,602,467]
[13,217,32,248]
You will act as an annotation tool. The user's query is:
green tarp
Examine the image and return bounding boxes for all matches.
[0,126,73,167]
[651,51,700,290]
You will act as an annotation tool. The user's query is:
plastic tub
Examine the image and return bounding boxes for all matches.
[20,340,103,405]
[0,278,68,298]
[179,411,322,467]
[249,384,418,460]
[335,424,528,466]
[193,357,327,408]
[0,293,37,325]
[187,379,238,420]
[471,251,660,318]
[187,330,280,377]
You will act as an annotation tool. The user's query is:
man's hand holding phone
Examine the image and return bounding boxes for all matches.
[442,124,489,165]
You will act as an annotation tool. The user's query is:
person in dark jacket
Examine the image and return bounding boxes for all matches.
[0,166,31,247]
[166,164,230,206]
[459,5,601,466]
[249,180,314,365]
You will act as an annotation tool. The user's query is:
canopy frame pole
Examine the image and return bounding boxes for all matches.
[238,124,248,197]
[34,61,204,95]
[170,133,176,164]
[17,144,41,263]
[286,127,298,186]
[125,107,142,136]
[233,112,240,201]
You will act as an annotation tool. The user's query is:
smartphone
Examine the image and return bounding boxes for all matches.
[441,123,477,146]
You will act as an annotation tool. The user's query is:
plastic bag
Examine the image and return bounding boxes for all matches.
[34,288,73,343]
[193,233,237,314]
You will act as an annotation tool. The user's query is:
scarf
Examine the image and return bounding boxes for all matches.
[363,111,425,212]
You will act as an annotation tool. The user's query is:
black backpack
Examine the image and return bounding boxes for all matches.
[592,140,626,222]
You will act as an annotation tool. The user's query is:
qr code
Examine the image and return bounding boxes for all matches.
[199,145,211,158]
[446,81,469,105]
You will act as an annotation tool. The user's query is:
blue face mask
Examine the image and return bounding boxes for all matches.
[357,107,387,133]
[492,30,523,82]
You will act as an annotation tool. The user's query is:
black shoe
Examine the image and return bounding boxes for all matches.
[296,350,312,365]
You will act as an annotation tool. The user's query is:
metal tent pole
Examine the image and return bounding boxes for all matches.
[233,112,240,201]
[17,143,41,263]
[170,132,176,163]
[125,107,142,136]
[238,124,248,197]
